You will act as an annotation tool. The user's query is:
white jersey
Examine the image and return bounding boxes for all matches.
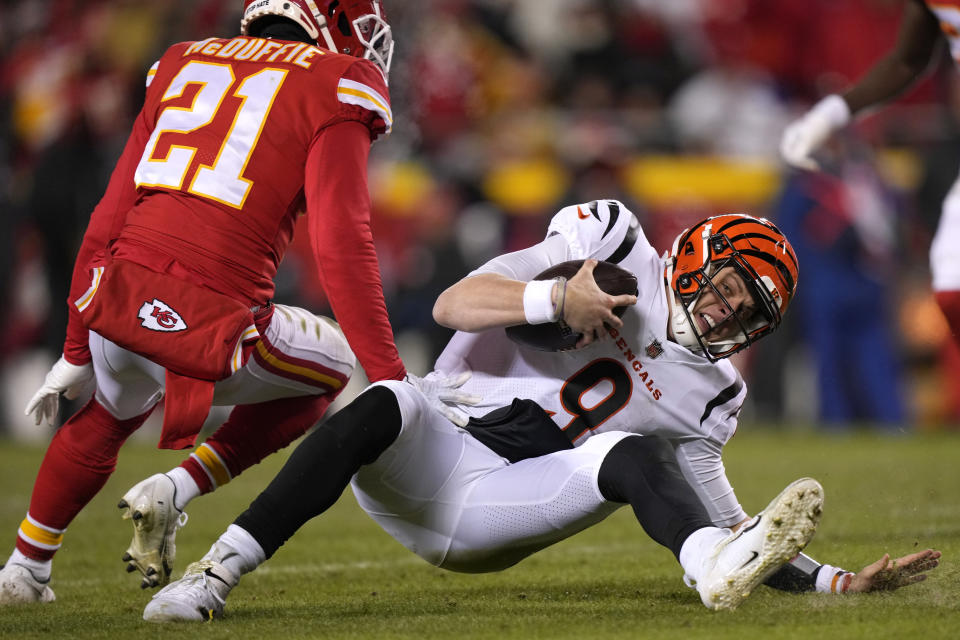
[922,0,960,290]
[435,200,747,525]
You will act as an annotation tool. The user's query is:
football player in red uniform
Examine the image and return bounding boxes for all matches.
[0,0,470,605]
[781,0,960,346]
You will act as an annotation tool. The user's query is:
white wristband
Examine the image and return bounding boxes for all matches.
[523,278,558,324]
[815,564,853,594]
[811,94,852,128]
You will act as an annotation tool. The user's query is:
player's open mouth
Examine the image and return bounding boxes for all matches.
[697,313,716,334]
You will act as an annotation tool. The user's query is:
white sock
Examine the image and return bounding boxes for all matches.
[166,467,201,512]
[678,526,730,585]
[7,549,52,583]
[202,524,266,577]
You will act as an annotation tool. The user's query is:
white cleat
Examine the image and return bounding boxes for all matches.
[143,560,237,622]
[0,564,55,605]
[118,473,188,588]
[697,477,824,611]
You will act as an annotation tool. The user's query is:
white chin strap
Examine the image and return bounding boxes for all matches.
[667,289,749,358]
[666,289,704,355]
[664,254,704,355]
[301,0,338,51]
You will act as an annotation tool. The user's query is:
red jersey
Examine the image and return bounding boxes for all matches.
[65,36,405,382]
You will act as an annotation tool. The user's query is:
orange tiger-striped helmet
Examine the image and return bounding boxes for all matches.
[664,213,798,360]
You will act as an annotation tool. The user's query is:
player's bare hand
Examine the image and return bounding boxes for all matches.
[847,549,941,593]
[562,260,636,348]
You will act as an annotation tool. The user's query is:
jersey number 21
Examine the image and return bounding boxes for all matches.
[134,60,286,209]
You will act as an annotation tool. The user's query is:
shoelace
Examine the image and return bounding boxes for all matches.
[181,561,227,606]
[200,572,226,606]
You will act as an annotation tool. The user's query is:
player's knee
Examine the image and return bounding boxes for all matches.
[265,305,357,380]
[597,434,675,502]
[370,379,432,427]
[317,315,356,379]
[613,434,674,466]
[325,385,403,464]
[56,398,150,465]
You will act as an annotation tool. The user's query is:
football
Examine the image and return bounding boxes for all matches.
[505,260,638,351]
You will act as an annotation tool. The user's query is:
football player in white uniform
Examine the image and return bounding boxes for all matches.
[780,0,960,346]
[142,201,940,621]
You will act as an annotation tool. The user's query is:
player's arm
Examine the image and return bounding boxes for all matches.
[781,0,942,170]
[843,0,942,113]
[305,120,405,383]
[678,428,944,594]
[764,548,941,594]
[25,108,151,425]
[433,235,636,344]
[433,232,568,331]
[673,438,749,529]
[63,109,152,364]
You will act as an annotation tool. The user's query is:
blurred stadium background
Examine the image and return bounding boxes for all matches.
[2,0,960,441]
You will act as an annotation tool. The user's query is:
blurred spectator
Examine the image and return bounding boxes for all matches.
[775,136,907,430]
[2,0,959,432]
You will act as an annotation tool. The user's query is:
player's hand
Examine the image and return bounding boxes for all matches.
[405,371,481,427]
[562,260,637,349]
[847,549,941,593]
[780,94,851,171]
[24,356,94,426]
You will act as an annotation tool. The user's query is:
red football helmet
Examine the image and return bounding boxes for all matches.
[664,213,798,360]
[241,0,394,78]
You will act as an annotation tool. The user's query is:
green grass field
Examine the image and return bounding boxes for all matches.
[0,427,958,639]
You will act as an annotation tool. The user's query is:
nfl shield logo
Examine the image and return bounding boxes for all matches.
[645,339,664,359]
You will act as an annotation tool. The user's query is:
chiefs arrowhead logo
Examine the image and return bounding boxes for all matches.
[138,298,187,332]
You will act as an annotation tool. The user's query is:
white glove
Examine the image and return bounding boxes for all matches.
[780,94,852,171]
[24,356,95,426]
[404,371,481,427]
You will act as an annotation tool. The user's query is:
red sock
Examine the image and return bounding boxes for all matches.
[16,398,152,561]
[180,394,334,495]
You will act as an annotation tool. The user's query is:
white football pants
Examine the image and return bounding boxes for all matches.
[89,304,356,420]
[930,170,960,291]
[351,380,630,573]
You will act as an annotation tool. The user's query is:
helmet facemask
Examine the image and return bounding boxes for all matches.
[665,216,796,361]
[241,0,394,80]
[351,8,394,77]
